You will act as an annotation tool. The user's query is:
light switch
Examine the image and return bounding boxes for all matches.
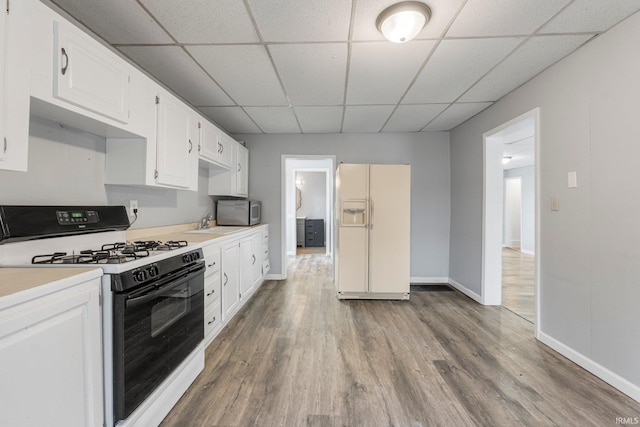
[550,196,560,211]
[568,171,577,188]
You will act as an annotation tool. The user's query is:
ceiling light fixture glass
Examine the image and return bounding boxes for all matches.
[376,1,431,43]
[502,156,512,165]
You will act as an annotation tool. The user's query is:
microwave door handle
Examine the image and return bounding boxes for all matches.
[126,263,204,308]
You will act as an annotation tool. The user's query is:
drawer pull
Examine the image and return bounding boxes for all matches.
[206,290,215,296]
[207,316,216,325]
[207,261,216,268]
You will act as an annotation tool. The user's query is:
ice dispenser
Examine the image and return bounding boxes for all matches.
[341,200,367,226]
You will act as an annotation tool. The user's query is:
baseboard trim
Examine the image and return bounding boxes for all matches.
[538,332,640,403]
[266,273,285,280]
[521,249,535,256]
[447,278,482,303]
[410,277,449,284]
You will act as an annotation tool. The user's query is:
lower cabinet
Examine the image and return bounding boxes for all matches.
[221,240,240,322]
[0,275,103,427]
[202,225,269,347]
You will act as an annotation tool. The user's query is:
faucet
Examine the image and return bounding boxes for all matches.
[200,213,213,229]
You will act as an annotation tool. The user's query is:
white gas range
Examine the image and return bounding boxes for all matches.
[0,205,205,427]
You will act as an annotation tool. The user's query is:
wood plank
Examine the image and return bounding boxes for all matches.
[160,254,640,426]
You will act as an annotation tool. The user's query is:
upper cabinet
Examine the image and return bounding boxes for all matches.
[208,142,249,198]
[0,0,33,172]
[155,89,196,189]
[198,120,232,170]
[53,21,130,124]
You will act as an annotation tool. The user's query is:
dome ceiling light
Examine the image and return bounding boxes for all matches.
[376,2,431,43]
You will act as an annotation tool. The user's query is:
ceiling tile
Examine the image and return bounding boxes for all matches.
[119,46,233,107]
[269,44,347,106]
[460,35,592,102]
[347,41,436,105]
[351,0,465,41]
[422,102,493,131]
[244,107,301,133]
[187,45,288,106]
[447,0,571,37]
[139,0,258,43]
[403,38,521,104]
[51,0,172,44]
[382,104,449,132]
[342,106,395,133]
[247,0,351,42]
[295,107,343,133]
[199,107,262,134]
[539,0,640,34]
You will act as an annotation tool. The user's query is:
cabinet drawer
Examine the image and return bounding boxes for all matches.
[203,245,221,277]
[204,301,222,337]
[205,271,221,304]
[262,259,270,276]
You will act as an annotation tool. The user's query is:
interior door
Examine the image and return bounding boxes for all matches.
[369,164,411,294]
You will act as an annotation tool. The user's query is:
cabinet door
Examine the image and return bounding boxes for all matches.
[198,120,220,164]
[155,91,192,188]
[369,164,411,294]
[0,0,33,172]
[239,237,254,297]
[221,241,240,321]
[236,144,249,197]
[251,233,263,287]
[0,280,103,427]
[217,132,234,168]
[53,21,129,124]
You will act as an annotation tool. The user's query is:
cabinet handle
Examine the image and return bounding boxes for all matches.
[188,139,193,153]
[238,163,241,172]
[207,261,216,268]
[223,273,228,285]
[207,316,216,325]
[206,289,215,297]
[61,47,69,75]
[252,254,256,265]
[220,143,224,154]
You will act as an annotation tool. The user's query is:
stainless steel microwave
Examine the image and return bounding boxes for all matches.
[216,200,261,226]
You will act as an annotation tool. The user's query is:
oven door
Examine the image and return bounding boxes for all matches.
[112,262,205,422]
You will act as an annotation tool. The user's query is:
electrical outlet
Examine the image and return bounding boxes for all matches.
[129,200,138,216]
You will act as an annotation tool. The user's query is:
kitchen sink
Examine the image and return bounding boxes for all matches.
[185,226,246,235]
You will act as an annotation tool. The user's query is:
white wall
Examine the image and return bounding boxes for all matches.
[449,11,640,399]
[238,132,451,281]
[504,166,535,254]
[296,171,326,221]
[0,116,214,228]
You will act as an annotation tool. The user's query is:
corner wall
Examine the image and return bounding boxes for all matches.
[449,11,640,398]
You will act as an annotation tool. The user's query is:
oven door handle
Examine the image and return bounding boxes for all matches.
[126,262,205,308]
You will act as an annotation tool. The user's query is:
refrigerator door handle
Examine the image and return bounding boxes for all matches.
[370,199,374,229]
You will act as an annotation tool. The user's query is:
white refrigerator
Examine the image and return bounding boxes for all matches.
[335,163,411,299]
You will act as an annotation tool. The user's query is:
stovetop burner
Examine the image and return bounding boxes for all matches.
[31,240,189,265]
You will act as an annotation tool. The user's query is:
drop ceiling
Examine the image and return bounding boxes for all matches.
[47,0,640,135]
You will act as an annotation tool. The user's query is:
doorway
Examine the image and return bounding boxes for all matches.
[482,108,540,333]
[281,156,336,280]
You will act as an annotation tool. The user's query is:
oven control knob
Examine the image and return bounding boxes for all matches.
[148,265,159,277]
[133,269,147,282]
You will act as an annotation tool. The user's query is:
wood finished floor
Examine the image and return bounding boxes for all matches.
[502,248,535,323]
[161,254,640,426]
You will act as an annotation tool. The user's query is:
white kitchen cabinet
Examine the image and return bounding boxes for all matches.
[155,89,196,189]
[52,20,130,124]
[105,84,198,191]
[239,236,260,299]
[198,119,233,170]
[202,243,223,346]
[0,276,103,427]
[261,226,271,277]
[218,132,234,169]
[221,240,240,322]
[208,142,249,197]
[0,0,33,172]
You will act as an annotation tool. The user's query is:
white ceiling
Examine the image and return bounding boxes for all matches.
[47,0,640,135]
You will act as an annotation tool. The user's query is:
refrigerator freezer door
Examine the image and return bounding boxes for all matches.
[368,164,411,294]
[336,226,368,292]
